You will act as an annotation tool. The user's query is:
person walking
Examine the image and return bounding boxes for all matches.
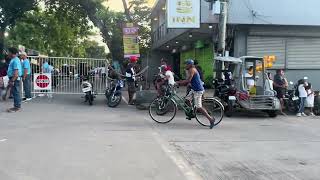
[177,59,215,129]
[20,52,32,101]
[7,47,23,113]
[126,56,137,105]
[297,80,308,117]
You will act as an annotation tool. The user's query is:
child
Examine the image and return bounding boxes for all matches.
[305,83,315,116]
[297,80,308,117]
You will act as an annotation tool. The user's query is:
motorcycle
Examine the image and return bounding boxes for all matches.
[105,79,124,107]
[81,76,95,105]
[214,78,237,117]
[283,81,299,113]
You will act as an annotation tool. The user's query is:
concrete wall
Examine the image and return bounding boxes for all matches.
[229,0,320,26]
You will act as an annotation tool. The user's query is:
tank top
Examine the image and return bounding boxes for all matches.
[191,70,204,91]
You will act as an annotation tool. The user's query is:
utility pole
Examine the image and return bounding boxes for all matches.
[218,0,228,56]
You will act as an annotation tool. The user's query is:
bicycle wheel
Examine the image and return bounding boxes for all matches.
[149,97,177,124]
[196,98,224,127]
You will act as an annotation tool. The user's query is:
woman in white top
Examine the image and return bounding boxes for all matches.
[305,83,315,116]
[297,80,308,117]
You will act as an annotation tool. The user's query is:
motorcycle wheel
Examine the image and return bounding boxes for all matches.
[107,94,122,107]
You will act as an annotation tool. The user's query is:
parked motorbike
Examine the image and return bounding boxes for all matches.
[81,76,95,105]
[105,79,124,107]
[284,82,299,113]
[214,78,237,117]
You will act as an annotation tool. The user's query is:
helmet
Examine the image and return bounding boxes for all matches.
[129,56,138,63]
[185,59,194,65]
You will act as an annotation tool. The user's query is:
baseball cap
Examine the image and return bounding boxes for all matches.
[129,56,138,63]
[19,52,27,56]
[185,59,194,65]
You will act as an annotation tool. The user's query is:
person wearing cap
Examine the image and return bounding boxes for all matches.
[20,52,32,101]
[126,56,138,105]
[177,59,216,129]
[6,47,23,112]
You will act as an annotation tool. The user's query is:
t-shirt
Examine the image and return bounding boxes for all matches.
[245,73,254,87]
[305,89,314,107]
[7,57,23,78]
[165,70,175,85]
[274,74,285,87]
[22,59,31,75]
[125,66,135,82]
[298,84,307,97]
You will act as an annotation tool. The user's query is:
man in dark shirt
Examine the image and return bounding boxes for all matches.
[273,69,288,112]
[126,56,137,105]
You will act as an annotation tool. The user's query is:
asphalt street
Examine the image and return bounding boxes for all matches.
[0,94,320,180]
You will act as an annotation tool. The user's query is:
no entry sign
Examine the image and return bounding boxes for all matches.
[34,73,52,90]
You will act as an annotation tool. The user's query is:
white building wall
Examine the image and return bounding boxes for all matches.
[228,0,320,26]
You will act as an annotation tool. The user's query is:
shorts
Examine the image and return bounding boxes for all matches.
[186,90,204,108]
[127,81,136,93]
[275,88,285,99]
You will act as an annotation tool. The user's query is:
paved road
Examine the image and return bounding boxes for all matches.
[0,94,320,180]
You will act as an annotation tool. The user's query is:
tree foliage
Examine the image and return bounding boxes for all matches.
[0,0,38,56]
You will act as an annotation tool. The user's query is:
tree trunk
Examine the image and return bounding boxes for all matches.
[0,25,5,58]
[121,0,132,21]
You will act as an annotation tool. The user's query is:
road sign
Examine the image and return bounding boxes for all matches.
[34,73,52,90]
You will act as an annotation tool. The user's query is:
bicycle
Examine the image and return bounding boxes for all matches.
[149,85,224,127]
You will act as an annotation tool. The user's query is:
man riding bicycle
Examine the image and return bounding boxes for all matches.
[177,59,216,129]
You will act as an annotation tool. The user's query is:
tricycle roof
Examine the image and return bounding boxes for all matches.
[214,56,242,64]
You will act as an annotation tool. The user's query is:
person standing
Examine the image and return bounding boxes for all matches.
[273,69,288,113]
[126,56,137,105]
[20,52,32,101]
[305,83,315,116]
[7,47,23,112]
[177,59,215,129]
[0,56,8,98]
[297,80,308,117]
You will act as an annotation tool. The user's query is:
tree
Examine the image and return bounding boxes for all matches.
[5,9,92,57]
[93,0,152,62]
[122,0,152,55]
[0,0,38,56]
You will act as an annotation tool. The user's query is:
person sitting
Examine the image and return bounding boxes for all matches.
[245,66,254,90]
[156,66,175,96]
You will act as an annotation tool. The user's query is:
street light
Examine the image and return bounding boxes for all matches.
[4,32,9,37]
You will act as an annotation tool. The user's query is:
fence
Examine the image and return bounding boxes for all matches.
[28,56,109,95]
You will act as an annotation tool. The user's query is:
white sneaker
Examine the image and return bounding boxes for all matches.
[297,113,302,117]
[302,113,307,117]
[310,113,316,116]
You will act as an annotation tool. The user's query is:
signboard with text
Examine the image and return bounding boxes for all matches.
[123,23,140,58]
[167,0,200,28]
[33,73,52,90]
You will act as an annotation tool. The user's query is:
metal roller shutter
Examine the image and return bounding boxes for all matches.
[247,36,286,69]
[287,38,320,69]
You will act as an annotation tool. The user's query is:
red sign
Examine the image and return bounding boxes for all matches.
[34,73,52,90]
[36,75,50,88]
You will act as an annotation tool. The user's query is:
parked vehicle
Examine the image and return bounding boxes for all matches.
[284,81,299,113]
[105,79,124,107]
[213,56,281,117]
[81,76,95,105]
